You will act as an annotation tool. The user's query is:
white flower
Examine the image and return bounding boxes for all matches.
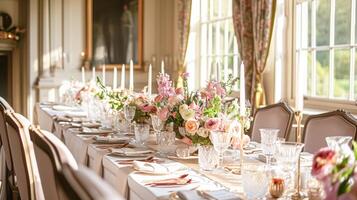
[197,127,210,138]
[179,104,195,120]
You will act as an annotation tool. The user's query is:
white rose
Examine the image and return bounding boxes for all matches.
[197,127,210,138]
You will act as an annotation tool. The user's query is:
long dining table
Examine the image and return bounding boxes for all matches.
[35,102,313,200]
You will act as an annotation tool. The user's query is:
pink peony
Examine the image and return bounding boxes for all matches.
[140,104,155,113]
[311,148,336,181]
[157,107,169,121]
[204,118,221,131]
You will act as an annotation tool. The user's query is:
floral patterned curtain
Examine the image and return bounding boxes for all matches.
[232,0,255,104]
[177,0,192,87]
[233,0,276,109]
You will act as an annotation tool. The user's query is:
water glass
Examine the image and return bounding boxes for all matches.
[124,105,136,134]
[260,128,279,169]
[151,114,164,144]
[157,131,176,155]
[275,142,304,190]
[242,164,269,199]
[176,146,191,158]
[134,123,150,145]
[100,101,113,129]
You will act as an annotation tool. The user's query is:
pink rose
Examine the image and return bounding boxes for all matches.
[171,112,177,118]
[140,104,155,113]
[189,102,199,111]
[175,87,184,95]
[154,95,163,103]
[168,96,182,107]
[311,148,336,181]
[185,119,199,135]
[204,118,220,131]
[157,107,169,121]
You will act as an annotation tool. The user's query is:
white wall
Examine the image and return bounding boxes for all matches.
[0,0,19,26]
[35,0,178,104]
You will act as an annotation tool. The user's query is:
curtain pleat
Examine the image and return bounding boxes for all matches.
[232,0,276,110]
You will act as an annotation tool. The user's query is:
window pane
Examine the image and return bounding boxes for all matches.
[201,24,208,56]
[201,0,209,21]
[316,0,330,46]
[355,53,357,99]
[215,21,224,55]
[334,49,350,98]
[300,1,310,48]
[316,50,329,97]
[308,0,312,47]
[335,0,351,45]
[306,51,313,96]
[208,23,214,55]
[227,20,235,54]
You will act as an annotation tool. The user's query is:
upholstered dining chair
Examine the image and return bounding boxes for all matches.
[0,97,16,200]
[29,127,78,200]
[61,164,124,200]
[5,112,44,200]
[250,102,294,142]
[303,110,357,154]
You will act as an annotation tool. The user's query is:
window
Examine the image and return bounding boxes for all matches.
[186,0,239,90]
[295,0,356,101]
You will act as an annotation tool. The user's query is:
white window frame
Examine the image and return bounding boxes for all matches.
[291,0,357,112]
[186,0,240,92]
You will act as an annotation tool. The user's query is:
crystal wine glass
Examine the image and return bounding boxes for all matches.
[242,163,269,199]
[124,105,136,134]
[151,114,164,144]
[134,123,150,146]
[210,131,233,171]
[260,128,279,170]
[275,141,304,192]
[326,136,354,161]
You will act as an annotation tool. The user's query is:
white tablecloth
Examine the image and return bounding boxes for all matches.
[36,103,312,200]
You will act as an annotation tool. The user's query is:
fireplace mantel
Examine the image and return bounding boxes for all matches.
[0,40,17,51]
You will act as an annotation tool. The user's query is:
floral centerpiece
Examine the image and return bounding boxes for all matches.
[311,142,357,199]
[152,72,253,145]
[95,77,156,124]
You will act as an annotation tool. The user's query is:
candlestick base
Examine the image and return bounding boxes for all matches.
[291,191,305,200]
[237,116,248,175]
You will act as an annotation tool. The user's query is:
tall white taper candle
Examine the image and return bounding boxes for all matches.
[92,67,96,81]
[113,67,117,89]
[121,64,125,90]
[161,60,165,74]
[148,64,152,96]
[81,66,85,84]
[102,65,106,86]
[295,63,305,111]
[129,60,134,92]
